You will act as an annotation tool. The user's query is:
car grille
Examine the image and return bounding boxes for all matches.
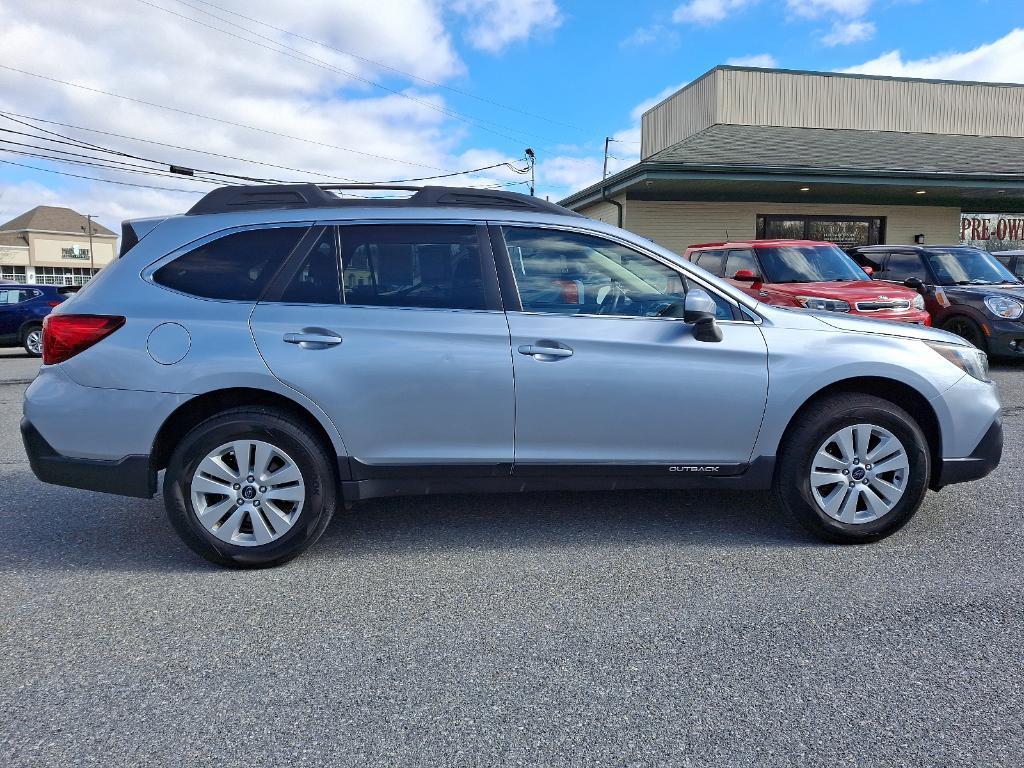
[855,299,912,312]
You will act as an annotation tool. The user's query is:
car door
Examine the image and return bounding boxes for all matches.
[878,251,929,285]
[249,223,515,474]
[495,225,769,469]
[0,288,32,342]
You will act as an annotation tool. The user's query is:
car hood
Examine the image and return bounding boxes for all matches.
[807,310,963,343]
[764,280,918,302]
[758,301,962,343]
[942,283,1024,300]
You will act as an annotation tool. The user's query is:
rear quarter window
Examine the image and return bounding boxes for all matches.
[154,226,306,301]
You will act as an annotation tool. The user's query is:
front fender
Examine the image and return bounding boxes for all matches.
[753,324,964,460]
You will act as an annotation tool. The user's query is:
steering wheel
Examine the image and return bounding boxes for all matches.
[596,282,625,315]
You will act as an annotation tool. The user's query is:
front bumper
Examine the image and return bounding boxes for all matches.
[21,417,155,498]
[932,417,1003,490]
[984,319,1024,358]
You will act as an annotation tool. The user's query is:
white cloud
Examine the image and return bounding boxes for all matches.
[673,0,755,25]
[845,28,1024,82]
[786,0,871,18]
[449,0,562,53]
[0,0,545,232]
[620,25,663,48]
[726,54,780,67]
[822,19,875,46]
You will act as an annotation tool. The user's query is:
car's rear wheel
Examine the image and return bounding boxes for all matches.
[775,393,930,543]
[22,325,42,357]
[940,315,987,352]
[164,407,337,567]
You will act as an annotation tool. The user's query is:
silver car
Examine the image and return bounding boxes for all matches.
[21,185,1002,567]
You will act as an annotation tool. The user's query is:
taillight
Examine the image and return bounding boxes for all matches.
[42,315,125,365]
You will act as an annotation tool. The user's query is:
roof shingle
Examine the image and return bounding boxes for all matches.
[645,124,1024,175]
[0,206,115,236]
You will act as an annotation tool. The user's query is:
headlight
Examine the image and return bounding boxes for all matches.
[983,295,1024,320]
[796,296,851,313]
[923,340,989,381]
[912,293,926,311]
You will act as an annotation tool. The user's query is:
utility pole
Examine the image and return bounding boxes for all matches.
[84,214,96,283]
[525,148,536,196]
[603,136,611,180]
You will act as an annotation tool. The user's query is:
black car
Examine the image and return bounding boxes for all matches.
[993,250,1024,281]
[851,245,1024,358]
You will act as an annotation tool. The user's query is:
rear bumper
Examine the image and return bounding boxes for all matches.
[932,417,1003,490]
[21,417,155,498]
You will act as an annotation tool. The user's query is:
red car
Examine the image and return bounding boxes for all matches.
[683,239,930,325]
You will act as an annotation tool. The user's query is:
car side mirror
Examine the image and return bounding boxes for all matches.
[903,277,924,292]
[684,289,723,343]
[733,269,758,282]
[862,266,874,276]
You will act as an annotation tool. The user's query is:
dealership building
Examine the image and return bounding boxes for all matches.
[560,66,1024,255]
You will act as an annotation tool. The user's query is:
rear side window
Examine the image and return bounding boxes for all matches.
[154,226,306,301]
[278,229,341,304]
[0,289,38,304]
[339,225,487,310]
[695,250,724,276]
[881,251,927,282]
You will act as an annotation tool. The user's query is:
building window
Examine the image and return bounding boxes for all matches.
[34,266,98,286]
[61,246,90,260]
[757,215,885,249]
[0,265,27,282]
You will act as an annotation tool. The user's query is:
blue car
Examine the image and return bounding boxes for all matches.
[0,283,78,357]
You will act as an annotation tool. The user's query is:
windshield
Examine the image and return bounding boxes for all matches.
[756,245,869,283]
[922,247,1021,286]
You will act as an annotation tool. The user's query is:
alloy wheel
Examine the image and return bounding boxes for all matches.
[190,439,306,546]
[809,423,909,524]
[25,329,42,356]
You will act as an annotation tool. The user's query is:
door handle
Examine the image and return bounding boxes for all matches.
[283,330,343,349]
[518,343,573,359]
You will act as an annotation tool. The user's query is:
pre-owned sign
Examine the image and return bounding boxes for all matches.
[960,213,1024,252]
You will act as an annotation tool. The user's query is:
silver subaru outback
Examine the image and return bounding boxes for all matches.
[21,185,1002,567]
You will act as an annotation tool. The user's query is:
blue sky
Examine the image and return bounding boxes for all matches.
[1,0,1023,231]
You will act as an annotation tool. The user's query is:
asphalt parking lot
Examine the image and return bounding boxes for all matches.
[1,346,1022,767]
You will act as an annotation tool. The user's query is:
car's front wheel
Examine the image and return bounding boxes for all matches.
[164,407,337,567]
[775,393,931,543]
[22,324,42,357]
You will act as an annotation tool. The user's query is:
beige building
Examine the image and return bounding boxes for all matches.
[0,206,117,285]
[561,66,1024,255]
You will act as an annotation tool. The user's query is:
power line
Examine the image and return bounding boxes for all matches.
[0,110,359,182]
[132,0,559,149]
[0,63,456,173]
[0,109,530,186]
[0,115,277,183]
[0,158,206,193]
[176,0,585,132]
[0,145,229,185]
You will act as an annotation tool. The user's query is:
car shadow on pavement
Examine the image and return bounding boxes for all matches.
[316,488,815,559]
[0,467,814,573]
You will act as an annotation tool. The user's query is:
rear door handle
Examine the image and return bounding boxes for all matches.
[283,330,343,349]
[518,343,573,359]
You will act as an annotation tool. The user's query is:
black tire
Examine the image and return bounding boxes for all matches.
[163,406,337,568]
[940,315,987,352]
[774,393,931,544]
[22,324,42,357]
